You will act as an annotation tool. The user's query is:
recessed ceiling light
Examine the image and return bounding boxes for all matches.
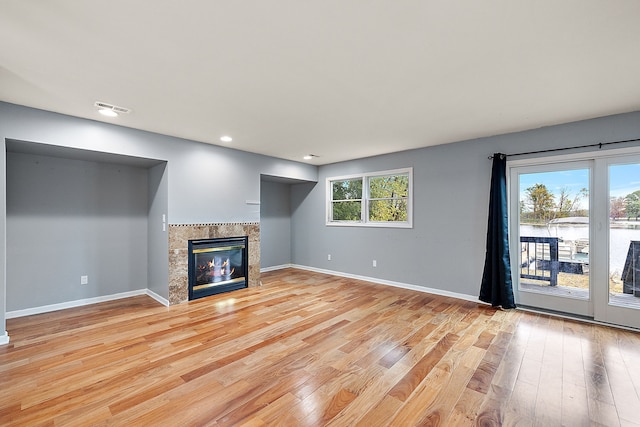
[94,101,131,118]
[303,154,318,160]
[98,108,118,117]
[220,136,233,143]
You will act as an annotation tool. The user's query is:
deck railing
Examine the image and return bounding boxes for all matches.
[520,236,559,286]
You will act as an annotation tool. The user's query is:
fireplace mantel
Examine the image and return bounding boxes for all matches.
[168,223,260,305]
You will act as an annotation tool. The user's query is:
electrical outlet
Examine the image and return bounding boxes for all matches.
[327,254,332,261]
[81,275,88,285]
[372,260,377,267]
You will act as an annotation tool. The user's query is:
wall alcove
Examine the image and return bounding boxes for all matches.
[5,139,169,314]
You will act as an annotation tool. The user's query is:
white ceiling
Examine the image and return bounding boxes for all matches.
[1,1,639,165]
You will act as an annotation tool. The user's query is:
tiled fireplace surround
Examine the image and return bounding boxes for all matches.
[168,223,260,305]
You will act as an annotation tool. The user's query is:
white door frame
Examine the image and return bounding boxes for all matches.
[508,146,640,328]
[509,160,593,317]
[593,154,640,329]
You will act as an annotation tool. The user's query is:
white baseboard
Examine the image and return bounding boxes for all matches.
[0,331,9,345]
[260,263,293,273]
[5,289,153,319]
[289,264,481,303]
[146,289,170,306]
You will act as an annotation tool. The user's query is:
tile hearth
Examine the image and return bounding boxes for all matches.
[168,223,260,305]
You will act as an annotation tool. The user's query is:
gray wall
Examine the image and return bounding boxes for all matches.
[260,180,293,268]
[0,101,317,338]
[6,152,149,311]
[1,100,639,339]
[291,111,640,298]
[0,102,317,224]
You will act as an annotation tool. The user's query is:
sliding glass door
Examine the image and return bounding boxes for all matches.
[593,156,640,329]
[509,161,592,317]
[510,149,640,329]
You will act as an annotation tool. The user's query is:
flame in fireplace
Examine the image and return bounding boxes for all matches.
[197,257,234,283]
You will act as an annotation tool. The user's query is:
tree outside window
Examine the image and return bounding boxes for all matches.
[368,174,409,222]
[328,168,412,227]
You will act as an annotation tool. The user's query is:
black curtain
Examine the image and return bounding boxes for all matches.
[479,153,516,309]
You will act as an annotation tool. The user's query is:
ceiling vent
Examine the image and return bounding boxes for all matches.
[94,101,132,114]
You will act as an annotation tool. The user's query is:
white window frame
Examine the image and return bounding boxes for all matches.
[326,167,413,228]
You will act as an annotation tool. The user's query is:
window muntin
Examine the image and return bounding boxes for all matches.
[327,168,412,227]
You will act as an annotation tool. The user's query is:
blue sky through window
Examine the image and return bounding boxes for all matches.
[609,163,640,198]
[519,169,590,211]
[519,163,640,209]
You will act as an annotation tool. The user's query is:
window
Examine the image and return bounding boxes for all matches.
[327,168,412,227]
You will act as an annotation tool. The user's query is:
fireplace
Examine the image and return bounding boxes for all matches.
[188,236,248,300]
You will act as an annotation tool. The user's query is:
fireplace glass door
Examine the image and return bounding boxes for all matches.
[188,236,248,300]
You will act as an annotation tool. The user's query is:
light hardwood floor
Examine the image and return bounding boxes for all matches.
[2,268,640,426]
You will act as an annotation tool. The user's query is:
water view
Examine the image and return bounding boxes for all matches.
[520,223,640,275]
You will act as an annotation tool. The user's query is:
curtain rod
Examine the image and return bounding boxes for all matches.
[487,137,640,160]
